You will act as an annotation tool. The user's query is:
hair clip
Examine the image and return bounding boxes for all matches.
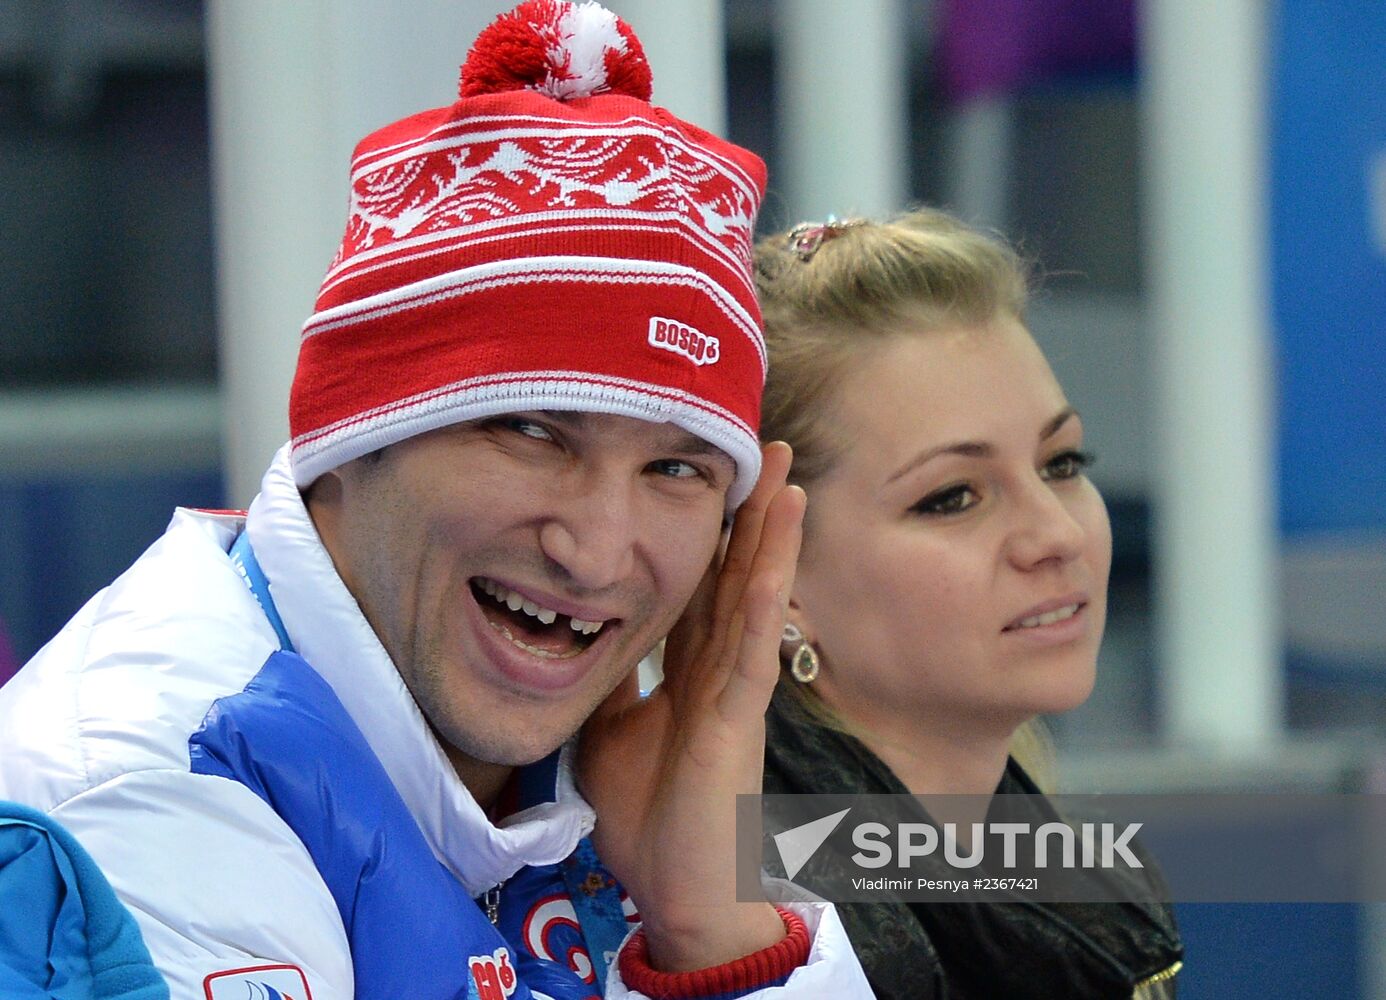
[786,216,866,261]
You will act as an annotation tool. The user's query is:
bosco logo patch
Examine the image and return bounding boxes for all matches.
[203,963,312,1000]
[469,946,518,1000]
[647,317,720,366]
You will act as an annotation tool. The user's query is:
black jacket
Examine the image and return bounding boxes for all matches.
[762,685,1183,999]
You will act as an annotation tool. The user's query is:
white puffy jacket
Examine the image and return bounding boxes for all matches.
[0,445,871,999]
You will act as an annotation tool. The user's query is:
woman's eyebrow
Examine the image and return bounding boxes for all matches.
[1040,406,1078,441]
[886,440,992,484]
[885,406,1080,485]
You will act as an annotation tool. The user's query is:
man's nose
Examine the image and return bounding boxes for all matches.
[537,472,639,591]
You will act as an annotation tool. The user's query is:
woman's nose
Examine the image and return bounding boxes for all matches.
[1004,482,1088,571]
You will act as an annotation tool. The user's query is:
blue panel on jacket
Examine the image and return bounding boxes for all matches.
[188,650,598,1000]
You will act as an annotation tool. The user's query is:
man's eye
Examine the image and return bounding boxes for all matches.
[497,417,553,441]
[649,459,702,480]
[1041,450,1095,481]
[910,484,978,516]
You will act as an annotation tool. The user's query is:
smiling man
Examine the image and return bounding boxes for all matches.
[0,3,871,998]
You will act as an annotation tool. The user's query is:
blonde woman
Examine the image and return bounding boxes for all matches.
[756,208,1182,998]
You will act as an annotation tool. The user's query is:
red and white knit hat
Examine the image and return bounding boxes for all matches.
[288,0,768,506]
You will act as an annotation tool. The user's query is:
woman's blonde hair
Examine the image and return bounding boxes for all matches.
[757,206,1056,788]
[755,206,1029,489]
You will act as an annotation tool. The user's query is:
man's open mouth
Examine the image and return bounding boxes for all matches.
[470,577,611,659]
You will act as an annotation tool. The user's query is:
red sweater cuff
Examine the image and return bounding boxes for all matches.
[617,906,810,999]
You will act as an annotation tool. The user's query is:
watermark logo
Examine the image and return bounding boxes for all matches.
[740,792,1386,904]
[774,807,851,880]
[850,819,1143,870]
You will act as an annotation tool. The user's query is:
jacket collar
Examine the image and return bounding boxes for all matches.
[244,445,595,895]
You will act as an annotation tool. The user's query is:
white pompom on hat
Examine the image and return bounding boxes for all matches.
[288,0,768,506]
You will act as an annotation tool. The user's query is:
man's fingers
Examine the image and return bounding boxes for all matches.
[660,556,720,701]
[715,481,806,723]
[712,442,793,627]
[663,442,798,708]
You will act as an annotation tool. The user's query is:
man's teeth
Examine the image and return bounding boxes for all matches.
[1016,604,1080,629]
[476,579,605,635]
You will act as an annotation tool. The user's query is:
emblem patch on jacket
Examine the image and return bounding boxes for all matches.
[203,963,312,999]
[469,946,518,1000]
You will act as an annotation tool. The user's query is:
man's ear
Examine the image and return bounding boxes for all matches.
[303,468,348,563]
[303,468,344,518]
[306,447,387,508]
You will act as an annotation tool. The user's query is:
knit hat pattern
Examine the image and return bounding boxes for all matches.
[289,0,768,505]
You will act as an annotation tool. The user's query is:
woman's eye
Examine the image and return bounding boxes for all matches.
[1041,450,1095,481]
[649,458,702,480]
[911,484,978,516]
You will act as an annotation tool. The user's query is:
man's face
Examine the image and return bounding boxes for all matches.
[311,412,734,774]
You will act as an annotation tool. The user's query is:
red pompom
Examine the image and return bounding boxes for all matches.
[460,0,652,102]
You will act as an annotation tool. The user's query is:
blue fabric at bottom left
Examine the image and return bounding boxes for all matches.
[0,800,170,1000]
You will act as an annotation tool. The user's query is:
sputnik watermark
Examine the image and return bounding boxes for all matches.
[770,807,1141,879]
[738,792,1386,904]
[850,819,1143,870]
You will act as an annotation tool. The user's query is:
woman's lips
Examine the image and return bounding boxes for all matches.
[1003,592,1089,632]
[1001,593,1091,646]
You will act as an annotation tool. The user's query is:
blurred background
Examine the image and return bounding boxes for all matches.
[0,0,1382,994]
